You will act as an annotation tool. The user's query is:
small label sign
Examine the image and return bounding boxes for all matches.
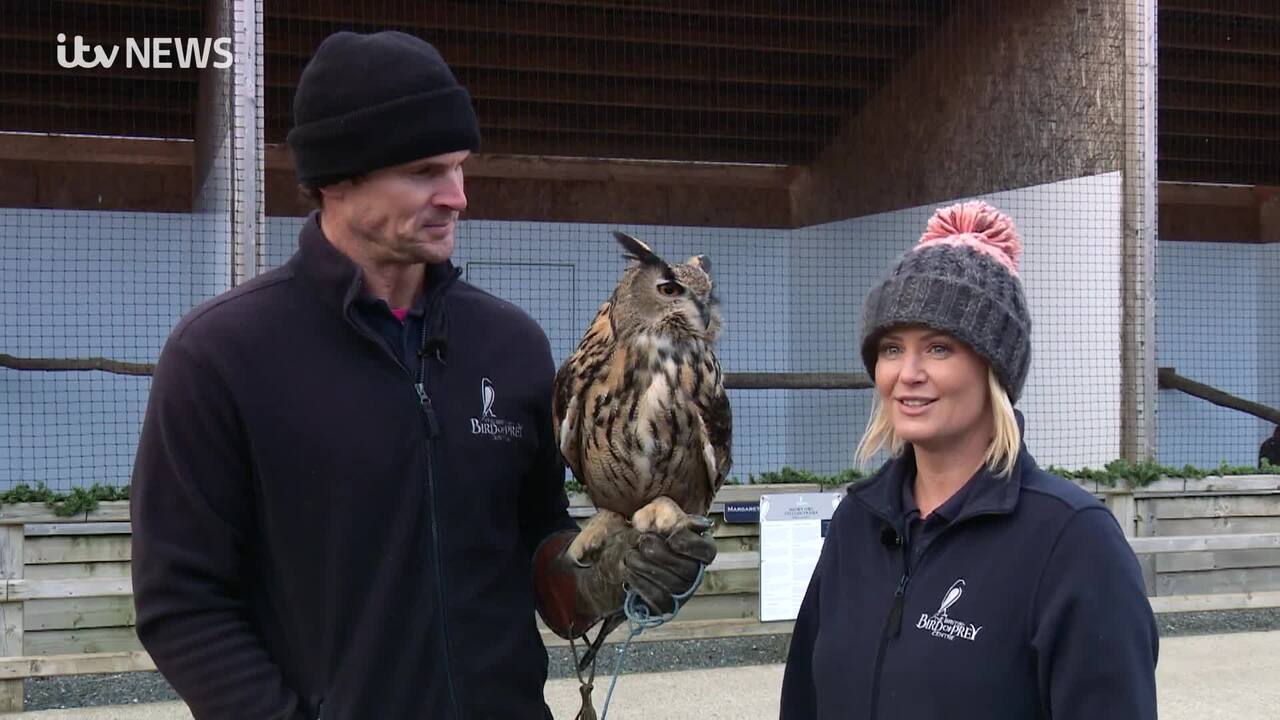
[723,501,760,524]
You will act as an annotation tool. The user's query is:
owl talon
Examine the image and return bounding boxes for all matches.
[567,509,628,566]
[632,496,690,537]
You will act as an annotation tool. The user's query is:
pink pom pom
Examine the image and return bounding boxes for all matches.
[916,201,1023,277]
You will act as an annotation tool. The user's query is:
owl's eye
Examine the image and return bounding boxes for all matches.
[658,281,684,297]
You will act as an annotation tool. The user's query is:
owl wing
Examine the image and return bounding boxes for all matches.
[690,355,733,501]
[553,300,616,486]
[552,360,585,483]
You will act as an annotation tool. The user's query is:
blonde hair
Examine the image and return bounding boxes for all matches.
[854,368,1021,478]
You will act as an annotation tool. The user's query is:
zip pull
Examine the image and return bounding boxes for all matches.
[416,383,441,437]
[888,573,909,639]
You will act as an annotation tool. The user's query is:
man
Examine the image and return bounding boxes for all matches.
[131,30,714,720]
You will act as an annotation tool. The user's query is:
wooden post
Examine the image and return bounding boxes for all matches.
[1133,495,1158,596]
[0,526,25,711]
[1120,0,1158,461]
[231,0,265,284]
[1107,491,1139,539]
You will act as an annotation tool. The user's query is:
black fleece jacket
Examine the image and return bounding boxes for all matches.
[131,212,575,719]
[781,423,1158,719]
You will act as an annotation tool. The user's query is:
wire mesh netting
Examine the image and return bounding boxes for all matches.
[1,0,1276,492]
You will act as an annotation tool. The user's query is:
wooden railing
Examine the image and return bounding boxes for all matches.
[0,476,1277,712]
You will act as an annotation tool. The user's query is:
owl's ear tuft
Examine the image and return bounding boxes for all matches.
[687,255,712,276]
[613,231,664,266]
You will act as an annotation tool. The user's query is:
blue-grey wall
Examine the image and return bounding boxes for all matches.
[1156,241,1276,467]
[785,173,1126,473]
[3,177,1275,489]
[1,209,230,488]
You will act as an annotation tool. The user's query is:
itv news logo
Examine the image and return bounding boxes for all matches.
[56,34,233,70]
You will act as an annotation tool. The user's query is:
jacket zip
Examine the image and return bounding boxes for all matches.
[415,273,463,719]
[345,273,462,717]
[862,505,1009,719]
[868,530,910,720]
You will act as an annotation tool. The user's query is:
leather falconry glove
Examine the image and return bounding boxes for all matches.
[533,516,718,640]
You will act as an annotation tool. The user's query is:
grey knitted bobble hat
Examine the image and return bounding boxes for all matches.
[860,201,1032,403]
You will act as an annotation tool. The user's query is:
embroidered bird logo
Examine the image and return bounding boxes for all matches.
[937,579,965,617]
[481,378,496,419]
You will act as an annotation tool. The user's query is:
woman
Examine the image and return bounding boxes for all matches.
[780,202,1157,719]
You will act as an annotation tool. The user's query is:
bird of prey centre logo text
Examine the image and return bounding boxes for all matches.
[915,579,984,642]
[470,378,524,441]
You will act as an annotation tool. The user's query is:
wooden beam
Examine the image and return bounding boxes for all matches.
[0,503,130,525]
[1148,590,1280,614]
[5,134,1280,239]
[1158,367,1280,423]
[4,577,132,602]
[262,73,858,118]
[508,0,942,27]
[1160,0,1280,21]
[724,372,871,390]
[0,133,795,222]
[25,523,132,537]
[262,36,886,90]
[466,100,836,144]
[428,152,794,189]
[66,0,937,27]
[0,158,192,212]
[0,353,154,377]
[1159,135,1280,166]
[3,62,858,118]
[1161,20,1280,58]
[1161,83,1280,116]
[266,144,797,188]
[0,133,191,166]
[1160,181,1272,208]
[3,134,788,188]
[267,145,797,224]
[0,106,192,139]
[0,8,200,45]
[0,103,809,165]
[439,130,815,165]
[0,87,189,117]
[1161,161,1280,186]
[0,651,155,680]
[1161,112,1280,143]
[4,35,882,93]
[453,72,857,117]
[0,42,201,82]
[1158,181,1278,242]
[1130,533,1280,554]
[1160,53,1280,89]
[54,0,201,10]
[266,0,913,60]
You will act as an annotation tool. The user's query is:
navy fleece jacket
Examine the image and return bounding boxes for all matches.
[131,212,576,719]
[781,431,1158,719]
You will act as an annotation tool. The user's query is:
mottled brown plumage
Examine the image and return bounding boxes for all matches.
[554,232,733,562]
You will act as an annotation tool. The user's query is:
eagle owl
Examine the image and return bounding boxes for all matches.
[554,231,733,564]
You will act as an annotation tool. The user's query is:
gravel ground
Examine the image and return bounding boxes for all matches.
[24,608,1280,711]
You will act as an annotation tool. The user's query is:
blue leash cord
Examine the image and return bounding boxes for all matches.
[599,561,708,720]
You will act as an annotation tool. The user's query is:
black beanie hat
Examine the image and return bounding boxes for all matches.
[287,31,481,189]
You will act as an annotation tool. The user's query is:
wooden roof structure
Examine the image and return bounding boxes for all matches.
[0,0,1276,235]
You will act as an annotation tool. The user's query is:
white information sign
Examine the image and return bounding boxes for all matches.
[758,492,843,622]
